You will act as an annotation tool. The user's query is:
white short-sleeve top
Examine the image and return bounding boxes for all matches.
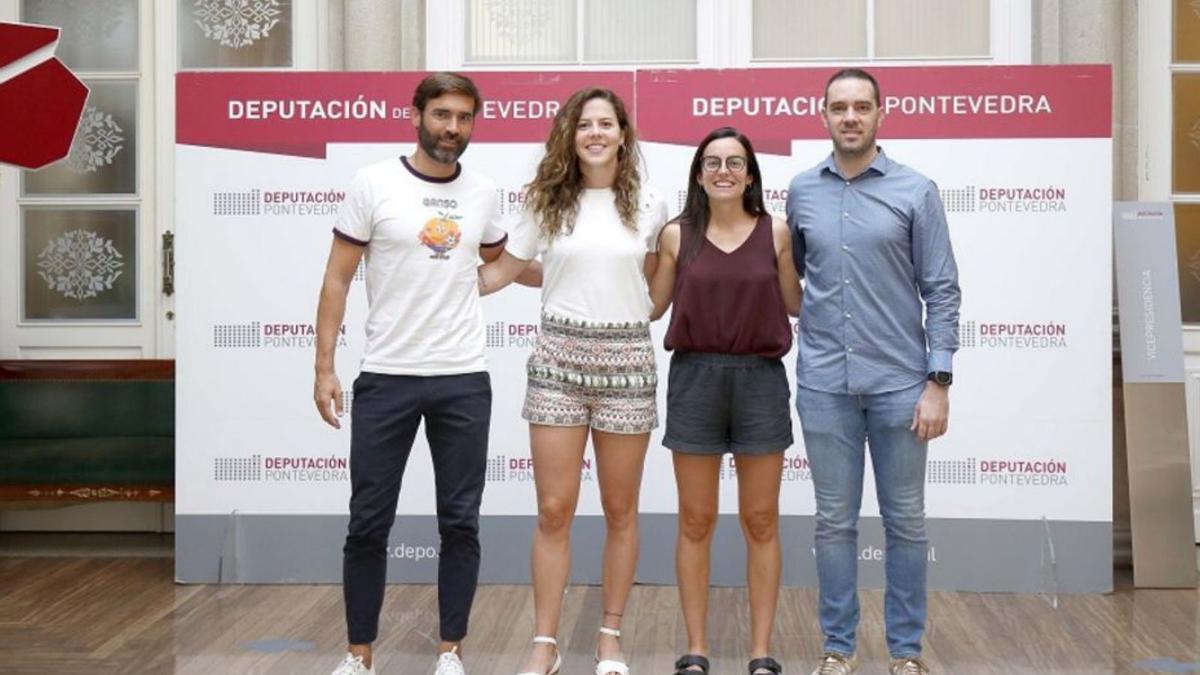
[507,186,668,323]
[333,157,506,375]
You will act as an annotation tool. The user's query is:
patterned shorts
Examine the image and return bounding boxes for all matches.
[522,313,658,434]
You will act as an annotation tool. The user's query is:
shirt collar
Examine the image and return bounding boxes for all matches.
[820,146,890,180]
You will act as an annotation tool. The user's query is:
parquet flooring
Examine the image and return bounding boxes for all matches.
[1,556,1198,674]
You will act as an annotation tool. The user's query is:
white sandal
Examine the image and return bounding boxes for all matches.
[517,635,561,675]
[594,626,629,675]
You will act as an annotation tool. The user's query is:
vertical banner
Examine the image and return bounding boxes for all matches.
[177,66,1113,592]
[1114,203,1196,587]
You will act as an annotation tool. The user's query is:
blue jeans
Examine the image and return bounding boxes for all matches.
[795,382,928,659]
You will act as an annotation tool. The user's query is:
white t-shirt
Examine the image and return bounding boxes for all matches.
[507,187,668,323]
[334,157,506,375]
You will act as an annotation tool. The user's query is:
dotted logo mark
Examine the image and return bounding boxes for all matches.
[213,189,262,216]
[495,188,513,216]
[940,186,976,213]
[214,454,263,481]
[927,457,977,484]
[486,321,506,348]
[486,455,507,482]
[958,321,977,348]
[213,321,262,348]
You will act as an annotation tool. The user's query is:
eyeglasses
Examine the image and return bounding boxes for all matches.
[701,155,748,173]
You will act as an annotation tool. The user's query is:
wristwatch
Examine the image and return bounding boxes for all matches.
[928,371,953,387]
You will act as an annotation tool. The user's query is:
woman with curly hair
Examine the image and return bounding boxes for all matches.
[478,87,667,675]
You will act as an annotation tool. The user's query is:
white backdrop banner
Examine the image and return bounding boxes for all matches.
[175,66,1113,592]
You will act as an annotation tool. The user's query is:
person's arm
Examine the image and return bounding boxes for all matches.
[649,223,680,321]
[480,207,540,294]
[516,260,543,287]
[479,237,507,264]
[910,181,962,441]
[480,232,541,286]
[478,250,534,296]
[314,236,365,429]
[643,252,659,285]
[913,182,961,376]
[772,216,802,317]
[786,189,807,284]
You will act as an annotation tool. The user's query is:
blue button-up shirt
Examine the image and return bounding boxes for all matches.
[786,149,961,395]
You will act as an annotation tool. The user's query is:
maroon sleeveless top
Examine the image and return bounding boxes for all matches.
[664,214,793,358]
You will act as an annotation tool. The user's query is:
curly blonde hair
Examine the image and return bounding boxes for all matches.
[524,88,642,240]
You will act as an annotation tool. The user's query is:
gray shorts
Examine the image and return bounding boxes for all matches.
[663,351,793,455]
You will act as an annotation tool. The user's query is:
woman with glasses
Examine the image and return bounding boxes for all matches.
[649,127,802,675]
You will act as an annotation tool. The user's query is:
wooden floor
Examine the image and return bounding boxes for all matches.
[1,556,1199,674]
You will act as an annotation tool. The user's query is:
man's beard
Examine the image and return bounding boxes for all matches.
[833,127,875,156]
[418,123,469,164]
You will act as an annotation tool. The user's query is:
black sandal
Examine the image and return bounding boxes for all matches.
[749,656,783,675]
[673,654,710,674]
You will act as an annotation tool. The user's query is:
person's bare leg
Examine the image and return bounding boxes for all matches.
[591,429,650,670]
[672,452,722,669]
[735,451,785,665]
[348,644,371,668]
[518,424,589,674]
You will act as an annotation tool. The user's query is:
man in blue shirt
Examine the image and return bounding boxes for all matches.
[786,68,961,675]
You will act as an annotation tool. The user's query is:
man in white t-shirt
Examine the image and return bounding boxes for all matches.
[314,72,509,675]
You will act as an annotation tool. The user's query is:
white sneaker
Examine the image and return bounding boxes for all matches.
[436,646,467,675]
[331,653,376,675]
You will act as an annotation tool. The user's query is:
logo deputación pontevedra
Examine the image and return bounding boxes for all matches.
[213,454,349,482]
[487,455,594,482]
[979,458,1070,486]
[212,322,348,349]
[486,321,539,349]
[939,185,1067,214]
[212,188,345,217]
[958,320,1068,349]
[924,456,1070,487]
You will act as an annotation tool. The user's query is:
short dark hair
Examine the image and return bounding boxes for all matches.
[412,72,482,114]
[823,68,881,107]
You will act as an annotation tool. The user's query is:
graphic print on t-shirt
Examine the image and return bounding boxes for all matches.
[418,209,463,259]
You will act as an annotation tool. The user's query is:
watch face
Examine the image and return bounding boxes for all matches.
[933,372,953,386]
